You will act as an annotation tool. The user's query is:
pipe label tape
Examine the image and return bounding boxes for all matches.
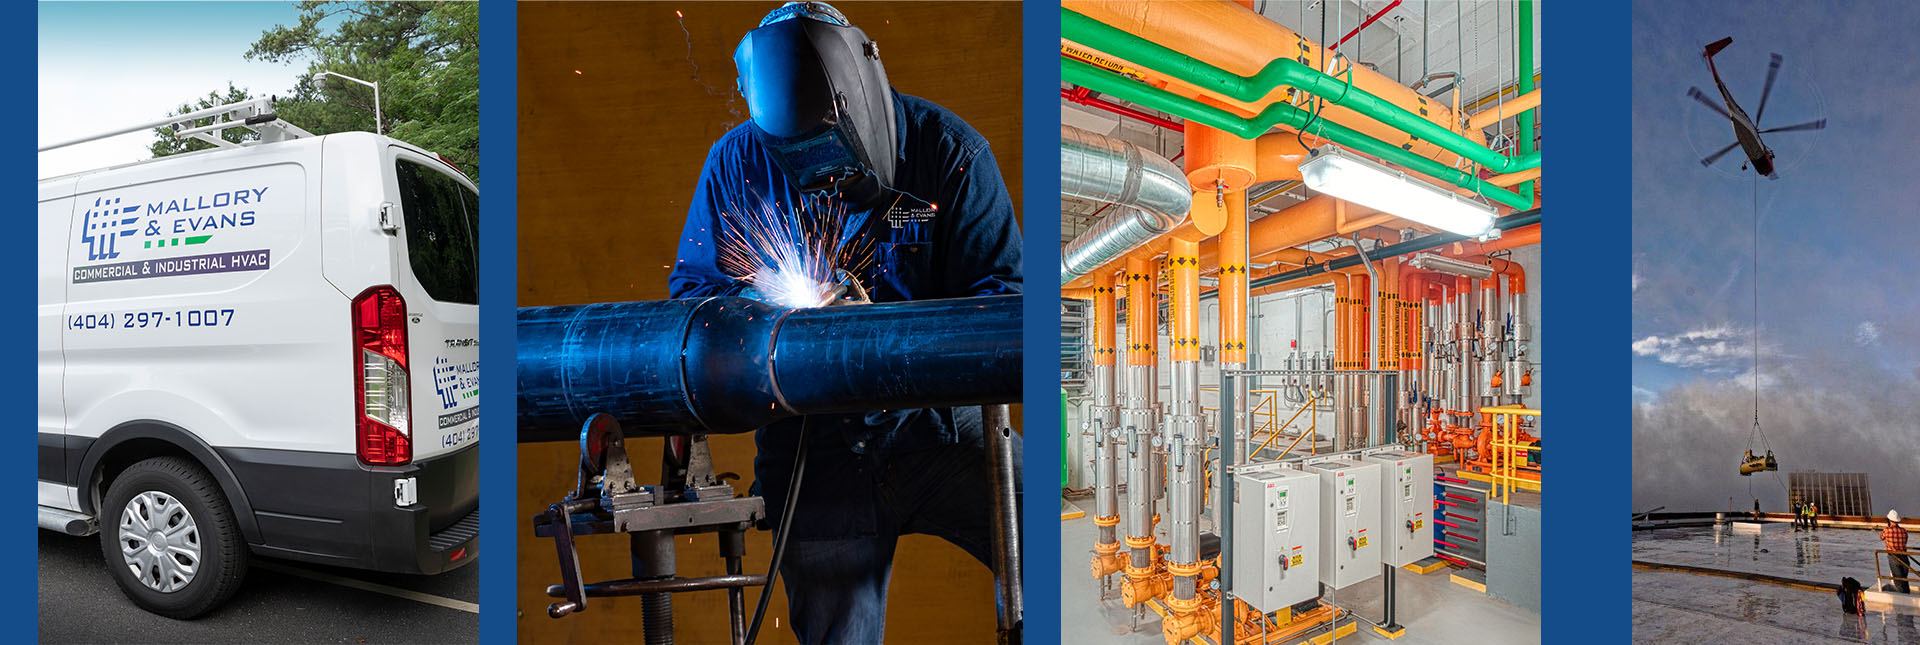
[1062,43,1147,82]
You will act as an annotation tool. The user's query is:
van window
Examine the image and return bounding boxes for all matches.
[395,160,478,304]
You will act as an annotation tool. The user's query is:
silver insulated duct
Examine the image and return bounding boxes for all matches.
[1059,124,1192,285]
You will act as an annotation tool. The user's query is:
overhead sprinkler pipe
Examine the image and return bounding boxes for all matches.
[1060,124,1197,285]
[1060,87,1185,132]
[1061,60,1533,210]
[1330,0,1402,52]
[517,295,1022,441]
[1059,7,1540,175]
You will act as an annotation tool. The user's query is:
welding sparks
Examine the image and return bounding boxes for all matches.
[717,195,874,309]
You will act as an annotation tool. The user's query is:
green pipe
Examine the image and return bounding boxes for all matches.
[1063,58,1532,210]
[1517,0,1537,199]
[1062,9,1540,175]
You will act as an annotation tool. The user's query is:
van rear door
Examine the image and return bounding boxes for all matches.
[385,148,479,467]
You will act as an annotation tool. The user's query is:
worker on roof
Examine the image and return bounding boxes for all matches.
[668,2,1023,641]
[1884,510,1910,594]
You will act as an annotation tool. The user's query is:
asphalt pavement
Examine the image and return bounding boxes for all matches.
[39,531,479,643]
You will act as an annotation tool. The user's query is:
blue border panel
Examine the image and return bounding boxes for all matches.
[1021,0,1062,641]
[477,0,517,642]
[1543,0,1629,642]
[16,2,41,638]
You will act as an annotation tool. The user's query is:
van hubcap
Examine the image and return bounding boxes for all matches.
[118,491,200,593]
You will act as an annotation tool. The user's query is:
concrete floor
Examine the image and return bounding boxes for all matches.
[1632,524,1920,643]
[1059,490,1541,644]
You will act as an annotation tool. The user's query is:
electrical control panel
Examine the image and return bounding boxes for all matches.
[1306,459,1382,589]
[1231,467,1321,612]
[1362,450,1436,567]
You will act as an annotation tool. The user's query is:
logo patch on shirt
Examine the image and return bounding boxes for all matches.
[885,199,937,227]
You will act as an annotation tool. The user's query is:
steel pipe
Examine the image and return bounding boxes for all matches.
[1061,124,1193,285]
[517,295,1022,441]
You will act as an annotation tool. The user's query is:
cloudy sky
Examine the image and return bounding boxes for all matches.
[1632,0,1920,515]
[39,2,311,178]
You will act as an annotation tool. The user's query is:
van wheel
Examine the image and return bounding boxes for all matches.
[98,456,248,619]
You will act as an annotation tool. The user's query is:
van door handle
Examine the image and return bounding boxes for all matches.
[378,201,400,235]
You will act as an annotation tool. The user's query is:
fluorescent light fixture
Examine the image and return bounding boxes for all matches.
[1298,145,1497,237]
[1406,252,1495,279]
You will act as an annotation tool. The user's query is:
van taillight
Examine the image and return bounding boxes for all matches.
[354,286,411,465]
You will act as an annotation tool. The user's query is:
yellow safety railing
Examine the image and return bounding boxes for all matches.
[1479,405,1541,505]
[1873,548,1919,591]
[1202,388,1283,442]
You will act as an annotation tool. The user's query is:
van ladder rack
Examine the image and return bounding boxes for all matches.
[39,96,314,153]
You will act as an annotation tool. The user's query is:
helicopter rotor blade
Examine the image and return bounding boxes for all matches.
[1755,53,1782,124]
[1700,141,1741,167]
[1687,87,1731,119]
[1760,119,1826,134]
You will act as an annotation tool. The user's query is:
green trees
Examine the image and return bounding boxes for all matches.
[151,2,479,181]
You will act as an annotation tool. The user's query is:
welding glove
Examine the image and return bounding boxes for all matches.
[824,268,871,306]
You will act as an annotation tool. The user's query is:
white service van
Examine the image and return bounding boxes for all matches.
[36,99,479,618]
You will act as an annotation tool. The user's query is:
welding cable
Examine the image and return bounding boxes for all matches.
[746,416,812,645]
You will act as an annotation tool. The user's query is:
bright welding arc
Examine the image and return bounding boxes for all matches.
[716,193,875,309]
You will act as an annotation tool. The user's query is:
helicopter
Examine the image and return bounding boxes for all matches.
[1688,37,1827,178]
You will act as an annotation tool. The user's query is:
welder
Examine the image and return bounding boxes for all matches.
[667,2,1023,641]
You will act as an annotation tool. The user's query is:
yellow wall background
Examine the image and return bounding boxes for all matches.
[516,2,1024,642]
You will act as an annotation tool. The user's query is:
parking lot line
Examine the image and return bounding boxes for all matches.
[253,561,480,614]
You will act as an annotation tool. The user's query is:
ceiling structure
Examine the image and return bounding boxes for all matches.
[1060,0,1542,244]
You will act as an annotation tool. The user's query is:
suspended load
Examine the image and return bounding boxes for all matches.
[1738,450,1778,476]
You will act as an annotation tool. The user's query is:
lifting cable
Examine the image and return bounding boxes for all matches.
[1747,174,1773,457]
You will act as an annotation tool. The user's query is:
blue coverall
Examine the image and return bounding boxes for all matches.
[669,90,1023,643]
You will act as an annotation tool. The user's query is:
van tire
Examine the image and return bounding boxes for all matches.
[98,456,249,619]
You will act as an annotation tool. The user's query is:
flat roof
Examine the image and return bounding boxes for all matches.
[1633,523,1920,642]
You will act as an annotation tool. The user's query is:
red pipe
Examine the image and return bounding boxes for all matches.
[1330,0,1402,51]
[1445,493,1479,502]
[1435,499,1459,507]
[1445,531,1479,543]
[1434,539,1463,549]
[1434,519,1460,529]
[1443,512,1478,523]
[1436,475,1472,484]
[1433,553,1472,568]
[1061,87,1186,132]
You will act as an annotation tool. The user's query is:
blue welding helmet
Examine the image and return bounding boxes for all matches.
[734,2,896,206]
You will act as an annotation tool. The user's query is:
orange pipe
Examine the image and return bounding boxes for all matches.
[1334,198,1394,235]
[1094,272,1117,367]
[1170,238,1201,363]
[1467,89,1543,132]
[1185,122,1258,194]
[1497,259,1527,295]
[1399,269,1437,371]
[1382,259,1399,370]
[1126,257,1157,367]
[1062,0,1474,166]
[1488,167,1541,188]
[1253,134,1309,182]
[1064,286,1097,300]
[1437,223,1541,258]
[1333,275,1350,369]
[1219,191,1249,365]
[1351,272,1367,370]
